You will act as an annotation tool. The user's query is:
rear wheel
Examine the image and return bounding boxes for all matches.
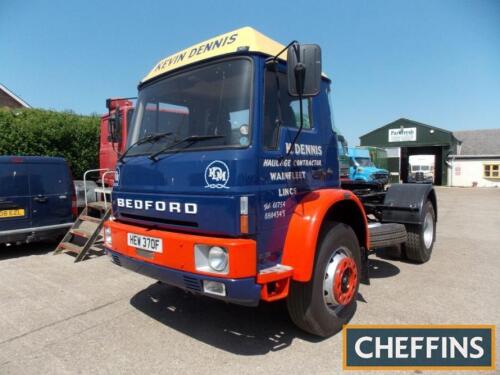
[287,222,361,337]
[403,201,436,263]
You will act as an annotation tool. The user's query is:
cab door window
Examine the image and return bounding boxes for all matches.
[263,70,312,149]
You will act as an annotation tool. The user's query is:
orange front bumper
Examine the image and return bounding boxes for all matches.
[104,219,257,279]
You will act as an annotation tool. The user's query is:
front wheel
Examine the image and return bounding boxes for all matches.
[287,222,361,337]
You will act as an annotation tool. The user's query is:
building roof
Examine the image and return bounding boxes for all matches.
[360,118,456,140]
[453,129,500,156]
[359,118,460,148]
[142,27,286,83]
[0,83,31,108]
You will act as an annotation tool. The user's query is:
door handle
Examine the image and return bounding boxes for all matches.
[34,195,48,203]
[312,168,325,179]
[312,168,334,180]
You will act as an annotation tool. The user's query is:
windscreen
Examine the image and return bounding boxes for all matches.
[127,58,252,156]
[355,157,373,167]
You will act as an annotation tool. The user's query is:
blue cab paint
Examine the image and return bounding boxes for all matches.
[105,29,438,336]
[112,55,341,271]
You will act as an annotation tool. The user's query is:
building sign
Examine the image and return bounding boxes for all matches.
[388,127,417,142]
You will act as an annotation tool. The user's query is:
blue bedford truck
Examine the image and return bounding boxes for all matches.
[103,27,438,337]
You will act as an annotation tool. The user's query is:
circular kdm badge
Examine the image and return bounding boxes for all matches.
[204,160,230,189]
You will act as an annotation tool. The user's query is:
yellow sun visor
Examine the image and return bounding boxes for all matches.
[142,27,286,83]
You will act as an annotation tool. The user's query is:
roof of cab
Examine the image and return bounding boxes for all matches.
[348,148,371,157]
[142,26,287,83]
[0,156,67,164]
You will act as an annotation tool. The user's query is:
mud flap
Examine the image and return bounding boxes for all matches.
[381,183,436,225]
[360,246,370,285]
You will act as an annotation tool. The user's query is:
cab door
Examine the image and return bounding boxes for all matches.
[257,68,336,268]
[0,161,32,231]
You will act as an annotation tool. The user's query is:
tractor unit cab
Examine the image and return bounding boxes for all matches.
[348,147,389,184]
[100,98,135,186]
[104,27,438,337]
[109,27,337,248]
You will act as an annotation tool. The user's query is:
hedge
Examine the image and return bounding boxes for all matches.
[0,107,100,179]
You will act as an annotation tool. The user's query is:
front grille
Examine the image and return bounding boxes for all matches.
[183,275,202,292]
[121,213,198,228]
[111,255,121,266]
[372,173,388,180]
[135,248,154,259]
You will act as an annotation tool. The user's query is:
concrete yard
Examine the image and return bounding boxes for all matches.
[0,187,498,374]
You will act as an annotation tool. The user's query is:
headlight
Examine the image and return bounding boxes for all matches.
[194,244,229,274]
[104,227,112,245]
[208,246,228,272]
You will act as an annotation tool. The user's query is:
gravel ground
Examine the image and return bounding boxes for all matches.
[0,187,498,374]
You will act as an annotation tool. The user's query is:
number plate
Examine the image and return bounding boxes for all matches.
[0,209,25,219]
[127,233,163,253]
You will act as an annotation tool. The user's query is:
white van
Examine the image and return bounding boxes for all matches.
[409,155,435,183]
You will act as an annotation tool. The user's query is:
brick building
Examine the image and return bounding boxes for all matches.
[0,83,31,109]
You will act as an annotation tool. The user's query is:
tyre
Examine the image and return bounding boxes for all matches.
[403,201,436,263]
[287,222,361,337]
[369,223,407,250]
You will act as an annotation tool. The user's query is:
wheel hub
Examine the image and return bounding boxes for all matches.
[323,250,358,309]
[333,257,357,305]
[423,211,434,249]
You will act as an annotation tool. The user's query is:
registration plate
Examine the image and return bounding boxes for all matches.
[0,209,25,219]
[127,233,163,253]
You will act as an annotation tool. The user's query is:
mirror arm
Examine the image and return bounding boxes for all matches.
[270,40,298,63]
[280,42,306,161]
[265,40,298,150]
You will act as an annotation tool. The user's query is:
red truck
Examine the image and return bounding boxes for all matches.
[55,98,134,261]
[99,98,134,186]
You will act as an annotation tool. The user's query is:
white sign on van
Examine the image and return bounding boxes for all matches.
[388,127,417,142]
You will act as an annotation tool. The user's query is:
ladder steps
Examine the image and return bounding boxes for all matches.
[87,201,111,211]
[70,228,93,238]
[80,215,102,224]
[55,202,111,262]
[57,241,82,254]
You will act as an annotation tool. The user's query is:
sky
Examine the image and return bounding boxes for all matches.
[1,0,499,146]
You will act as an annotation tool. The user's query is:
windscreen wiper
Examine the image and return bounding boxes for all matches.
[118,132,173,163]
[148,135,224,161]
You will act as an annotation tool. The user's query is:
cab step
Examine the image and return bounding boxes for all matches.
[257,265,294,302]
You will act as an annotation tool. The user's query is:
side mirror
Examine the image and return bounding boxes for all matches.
[107,115,115,142]
[107,109,122,143]
[287,43,322,97]
[337,135,348,153]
